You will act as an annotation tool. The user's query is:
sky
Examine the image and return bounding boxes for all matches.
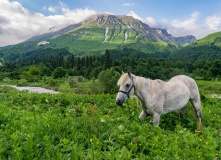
[1,0,221,47]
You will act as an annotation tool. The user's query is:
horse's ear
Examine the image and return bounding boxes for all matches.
[121,71,124,74]
[127,70,131,78]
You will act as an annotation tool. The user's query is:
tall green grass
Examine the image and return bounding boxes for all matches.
[196,80,221,95]
[0,88,220,159]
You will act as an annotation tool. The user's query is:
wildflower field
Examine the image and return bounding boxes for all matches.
[0,87,221,159]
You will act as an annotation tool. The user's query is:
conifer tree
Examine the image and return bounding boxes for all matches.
[104,49,112,70]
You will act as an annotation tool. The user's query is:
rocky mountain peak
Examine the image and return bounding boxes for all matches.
[25,14,196,46]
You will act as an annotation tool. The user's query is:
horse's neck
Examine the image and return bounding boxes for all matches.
[134,76,152,101]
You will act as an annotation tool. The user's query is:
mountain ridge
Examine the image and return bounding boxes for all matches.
[26,14,196,45]
[0,14,197,61]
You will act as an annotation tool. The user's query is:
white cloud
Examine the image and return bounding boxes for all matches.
[127,11,142,21]
[122,3,135,6]
[145,17,159,28]
[0,0,97,47]
[128,10,219,39]
[166,11,218,39]
[205,15,221,30]
[48,6,57,13]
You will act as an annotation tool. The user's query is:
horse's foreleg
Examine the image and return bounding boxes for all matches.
[139,110,148,120]
[153,113,160,126]
[181,107,187,118]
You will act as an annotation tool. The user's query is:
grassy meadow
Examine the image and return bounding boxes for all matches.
[0,80,220,159]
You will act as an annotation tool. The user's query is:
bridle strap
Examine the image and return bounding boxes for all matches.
[118,85,135,98]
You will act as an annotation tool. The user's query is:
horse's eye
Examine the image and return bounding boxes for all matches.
[126,83,130,87]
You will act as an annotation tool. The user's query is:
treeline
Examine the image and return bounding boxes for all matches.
[3,48,71,62]
[109,44,221,60]
[0,49,221,81]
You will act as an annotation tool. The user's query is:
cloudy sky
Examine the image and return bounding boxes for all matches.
[1,0,221,47]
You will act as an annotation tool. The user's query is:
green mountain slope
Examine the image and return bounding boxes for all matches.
[193,31,221,45]
[0,14,184,61]
[172,31,221,60]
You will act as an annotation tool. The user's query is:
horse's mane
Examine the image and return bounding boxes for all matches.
[117,73,147,89]
[135,76,163,96]
[118,73,162,96]
[134,75,147,90]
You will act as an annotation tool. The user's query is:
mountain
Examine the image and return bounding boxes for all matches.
[0,14,196,61]
[26,14,196,45]
[172,31,221,60]
[152,28,196,45]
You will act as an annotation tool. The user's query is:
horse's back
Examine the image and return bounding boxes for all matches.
[169,75,196,87]
[169,75,199,99]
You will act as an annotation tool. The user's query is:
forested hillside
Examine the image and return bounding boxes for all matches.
[171,32,221,60]
[0,50,220,82]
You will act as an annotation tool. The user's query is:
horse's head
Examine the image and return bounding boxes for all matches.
[116,71,135,106]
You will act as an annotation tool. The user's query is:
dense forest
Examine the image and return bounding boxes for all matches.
[171,44,221,60]
[0,49,221,82]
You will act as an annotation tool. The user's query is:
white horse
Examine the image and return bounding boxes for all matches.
[116,71,202,127]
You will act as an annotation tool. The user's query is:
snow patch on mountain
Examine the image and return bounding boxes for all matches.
[37,41,50,46]
[102,27,109,43]
[124,31,128,43]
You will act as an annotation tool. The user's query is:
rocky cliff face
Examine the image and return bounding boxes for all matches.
[153,28,196,45]
[90,14,196,45]
[174,35,197,45]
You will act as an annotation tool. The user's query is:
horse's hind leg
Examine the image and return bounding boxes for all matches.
[153,113,161,126]
[181,107,187,118]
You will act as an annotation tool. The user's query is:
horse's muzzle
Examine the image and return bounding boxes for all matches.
[116,99,123,106]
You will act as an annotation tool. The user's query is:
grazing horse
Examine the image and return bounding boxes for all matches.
[116,71,202,127]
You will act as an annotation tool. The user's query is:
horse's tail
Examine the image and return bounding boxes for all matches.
[196,83,202,114]
[190,101,197,120]
[190,82,202,120]
[197,87,202,113]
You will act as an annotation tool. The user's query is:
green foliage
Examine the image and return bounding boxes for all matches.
[98,68,120,93]
[40,67,51,77]
[52,67,66,79]
[29,66,40,76]
[0,89,220,159]
[104,49,112,70]
[47,78,60,87]
[20,66,40,82]
[209,60,221,77]
[172,45,221,60]
[1,53,221,82]
[58,83,72,93]
[68,80,77,88]
[196,80,221,95]
[172,31,221,60]
[0,85,18,93]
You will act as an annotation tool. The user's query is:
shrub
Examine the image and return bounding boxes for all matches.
[53,67,66,79]
[98,68,120,93]
[68,80,77,88]
[48,78,59,87]
[58,83,72,93]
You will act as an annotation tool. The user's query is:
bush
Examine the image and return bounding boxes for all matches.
[98,68,120,93]
[48,78,59,87]
[68,80,77,88]
[20,66,40,82]
[58,83,72,93]
[53,67,66,79]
